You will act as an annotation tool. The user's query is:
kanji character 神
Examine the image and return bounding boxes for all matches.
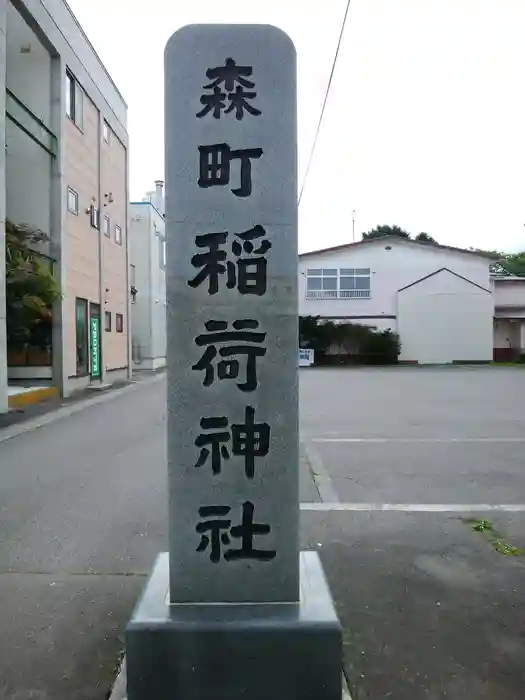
[194,406,270,478]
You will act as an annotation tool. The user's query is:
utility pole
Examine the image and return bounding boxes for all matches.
[352,209,356,242]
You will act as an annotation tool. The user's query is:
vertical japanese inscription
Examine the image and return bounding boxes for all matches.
[166,25,298,603]
[191,58,273,563]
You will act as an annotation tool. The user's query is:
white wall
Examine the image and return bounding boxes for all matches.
[493,278,525,310]
[150,205,166,363]
[299,239,492,320]
[129,200,166,369]
[397,269,493,363]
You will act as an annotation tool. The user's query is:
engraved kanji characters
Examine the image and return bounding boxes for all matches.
[188,226,271,296]
[196,58,261,120]
[198,143,263,198]
[196,501,275,563]
[194,406,270,478]
[192,319,266,392]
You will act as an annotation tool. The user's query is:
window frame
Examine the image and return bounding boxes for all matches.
[90,206,100,230]
[105,310,112,332]
[67,186,79,215]
[305,267,371,300]
[115,224,122,246]
[103,120,110,143]
[159,236,166,270]
[103,214,110,237]
[116,313,124,333]
[65,70,83,129]
[75,297,89,375]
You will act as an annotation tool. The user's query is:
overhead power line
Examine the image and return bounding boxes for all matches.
[298,0,352,207]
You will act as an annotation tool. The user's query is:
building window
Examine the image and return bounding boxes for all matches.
[115,224,122,245]
[130,264,137,304]
[159,237,166,269]
[75,298,89,374]
[105,311,112,332]
[306,268,371,299]
[339,268,371,297]
[103,120,110,143]
[66,70,83,128]
[67,187,79,215]
[90,206,100,230]
[103,214,110,237]
[116,313,124,333]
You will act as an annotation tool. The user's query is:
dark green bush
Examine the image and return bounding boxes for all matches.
[299,316,401,366]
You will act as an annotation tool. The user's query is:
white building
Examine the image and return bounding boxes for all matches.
[129,181,166,371]
[299,236,525,364]
[493,276,525,361]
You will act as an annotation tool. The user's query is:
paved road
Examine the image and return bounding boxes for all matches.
[1,367,525,699]
[0,376,317,700]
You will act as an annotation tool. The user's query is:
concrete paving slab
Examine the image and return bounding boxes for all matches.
[0,573,143,700]
[301,511,525,700]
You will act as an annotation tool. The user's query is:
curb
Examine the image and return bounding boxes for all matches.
[8,386,59,409]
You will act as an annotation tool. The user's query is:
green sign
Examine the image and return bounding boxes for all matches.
[90,316,101,378]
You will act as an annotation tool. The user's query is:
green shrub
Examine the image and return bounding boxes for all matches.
[299,316,401,365]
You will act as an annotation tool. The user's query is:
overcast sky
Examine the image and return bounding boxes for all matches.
[68,0,525,254]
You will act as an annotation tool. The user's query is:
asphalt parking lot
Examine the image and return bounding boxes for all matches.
[1,367,524,700]
[299,366,525,700]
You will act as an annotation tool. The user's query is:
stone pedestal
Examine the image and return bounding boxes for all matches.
[126,551,342,700]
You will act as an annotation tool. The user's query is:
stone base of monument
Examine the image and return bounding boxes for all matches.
[126,550,342,700]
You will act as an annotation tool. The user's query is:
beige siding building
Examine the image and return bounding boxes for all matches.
[0,0,130,412]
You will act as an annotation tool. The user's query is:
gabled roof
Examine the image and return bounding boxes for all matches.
[299,236,498,260]
[398,267,491,294]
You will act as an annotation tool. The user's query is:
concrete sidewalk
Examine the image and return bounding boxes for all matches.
[0,371,164,443]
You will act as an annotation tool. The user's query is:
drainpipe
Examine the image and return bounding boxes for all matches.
[125,144,132,379]
[97,111,106,385]
[50,55,67,397]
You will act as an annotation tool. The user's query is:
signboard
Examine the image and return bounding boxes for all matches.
[90,316,101,378]
[299,348,314,367]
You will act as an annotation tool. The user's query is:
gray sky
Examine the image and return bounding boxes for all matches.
[69,0,525,253]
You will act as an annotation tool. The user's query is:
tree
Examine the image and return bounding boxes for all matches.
[362,224,411,240]
[468,247,525,277]
[493,252,525,277]
[5,220,61,349]
[415,232,437,243]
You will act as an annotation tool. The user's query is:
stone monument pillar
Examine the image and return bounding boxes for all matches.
[126,24,342,700]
